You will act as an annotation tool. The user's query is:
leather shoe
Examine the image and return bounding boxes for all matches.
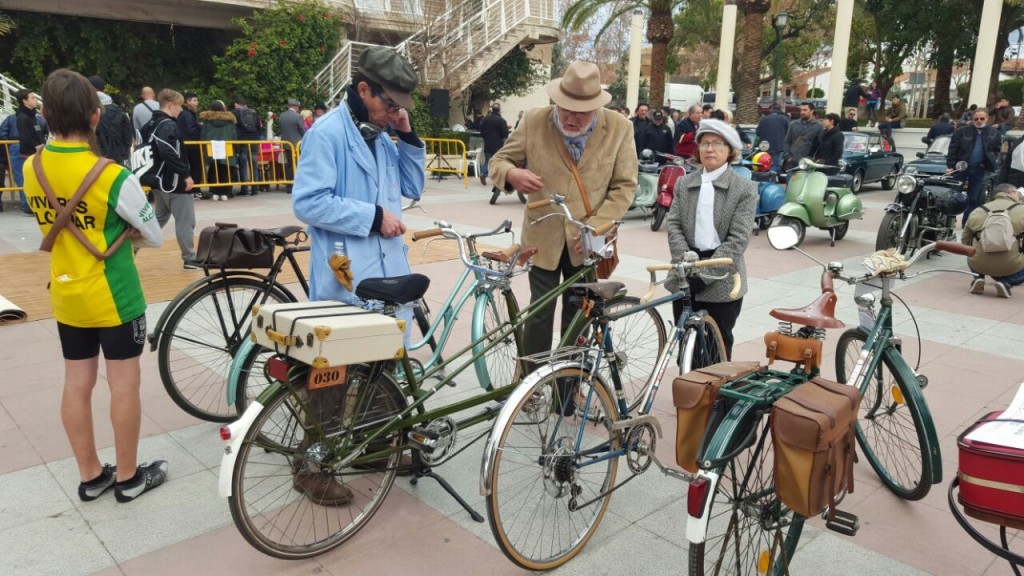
[293,471,353,506]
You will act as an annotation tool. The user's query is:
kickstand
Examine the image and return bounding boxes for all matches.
[829,227,836,247]
[409,452,484,522]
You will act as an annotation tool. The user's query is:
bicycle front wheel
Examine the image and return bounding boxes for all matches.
[600,296,666,413]
[486,366,620,570]
[688,420,804,575]
[473,289,521,390]
[228,364,406,559]
[680,313,728,374]
[158,277,292,422]
[835,329,931,500]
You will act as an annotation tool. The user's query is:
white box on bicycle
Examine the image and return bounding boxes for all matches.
[250,301,404,368]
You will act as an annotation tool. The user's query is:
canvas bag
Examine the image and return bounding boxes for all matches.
[771,377,860,519]
[672,361,761,473]
[559,143,619,279]
[978,204,1022,253]
[196,223,274,269]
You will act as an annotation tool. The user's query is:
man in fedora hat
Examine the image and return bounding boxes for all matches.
[290,45,425,503]
[489,60,638,356]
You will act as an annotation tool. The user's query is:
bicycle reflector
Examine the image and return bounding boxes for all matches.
[219,426,232,441]
[758,549,771,574]
[267,356,290,382]
[687,476,711,517]
[891,386,905,405]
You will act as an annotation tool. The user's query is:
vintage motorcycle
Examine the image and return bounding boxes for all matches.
[876,161,968,255]
[629,148,662,223]
[772,158,864,246]
[650,152,693,231]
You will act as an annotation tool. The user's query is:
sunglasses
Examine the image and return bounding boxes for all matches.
[974,116,987,121]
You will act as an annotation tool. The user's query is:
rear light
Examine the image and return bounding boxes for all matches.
[687,475,711,517]
[267,356,289,382]
[219,426,231,441]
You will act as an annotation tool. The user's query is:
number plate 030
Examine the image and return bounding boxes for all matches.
[309,365,348,390]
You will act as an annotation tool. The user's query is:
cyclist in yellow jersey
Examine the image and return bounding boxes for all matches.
[23,69,167,503]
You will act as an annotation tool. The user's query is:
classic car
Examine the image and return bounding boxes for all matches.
[837,131,904,193]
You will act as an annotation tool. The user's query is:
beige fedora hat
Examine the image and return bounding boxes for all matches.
[546,61,612,112]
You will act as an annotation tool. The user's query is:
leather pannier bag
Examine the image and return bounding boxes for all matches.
[955,411,1024,530]
[771,377,860,519]
[197,222,274,269]
[672,361,761,473]
[764,331,823,375]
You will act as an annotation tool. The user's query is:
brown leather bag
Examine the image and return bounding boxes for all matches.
[764,331,824,375]
[771,377,860,519]
[35,154,130,260]
[672,361,761,473]
[196,223,274,269]
[560,144,619,279]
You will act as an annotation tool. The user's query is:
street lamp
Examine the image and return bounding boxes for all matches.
[771,11,789,108]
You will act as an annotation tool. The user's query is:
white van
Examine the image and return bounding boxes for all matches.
[664,83,704,112]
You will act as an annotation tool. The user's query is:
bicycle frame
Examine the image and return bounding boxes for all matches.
[846,276,943,485]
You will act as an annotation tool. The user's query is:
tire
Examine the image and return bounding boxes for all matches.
[233,342,276,414]
[228,364,407,559]
[774,216,806,247]
[158,278,292,422]
[687,420,804,575]
[680,314,728,373]
[650,205,667,231]
[486,365,619,570]
[412,299,441,360]
[835,329,931,500]
[518,191,527,204]
[875,211,910,254]
[881,166,898,190]
[473,290,521,391]
[850,170,864,194]
[757,214,773,230]
[564,296,667,414]
[832,220,850,241]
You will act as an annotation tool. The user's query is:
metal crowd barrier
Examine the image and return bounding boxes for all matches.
[0,140,18,194]
[423,137,468,187]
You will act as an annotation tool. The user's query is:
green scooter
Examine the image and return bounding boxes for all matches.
[772,158,864,247]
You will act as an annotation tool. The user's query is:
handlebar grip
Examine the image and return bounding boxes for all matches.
[412,228,443,241]
[591,222,616,237]
[646,264,674,272]
[728,273,742,300]
[695,258,734,269]
[935,241,975,257]
[640,284,657,305]
[821,270,835,293]
[527,198,551,209]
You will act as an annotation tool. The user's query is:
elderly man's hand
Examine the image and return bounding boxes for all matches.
[389,108,412,133]
[507,168,544,194]
[379,209,407,238]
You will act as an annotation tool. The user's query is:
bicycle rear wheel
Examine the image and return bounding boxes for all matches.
[228,364,406,559]
[835,329,931,500]
[486,366,619,570]
[688,419,804,575]
[680,314,728,374]
[158,278,292,422]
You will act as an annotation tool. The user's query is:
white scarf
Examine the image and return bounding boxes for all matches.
[695,163,728,251]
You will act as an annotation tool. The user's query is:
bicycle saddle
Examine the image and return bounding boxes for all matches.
[254,225,305,241]
[356,274,430,305]
[770,292,844,329]
[570,281,625,301]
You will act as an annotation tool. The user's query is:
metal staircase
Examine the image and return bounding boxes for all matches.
[313,0,557,107]
[1,72,27,118]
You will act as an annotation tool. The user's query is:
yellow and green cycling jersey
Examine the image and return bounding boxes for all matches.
[24,140,162,328]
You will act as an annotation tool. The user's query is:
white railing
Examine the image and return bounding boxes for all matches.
[0,72,28,117]
[312,41,377,105]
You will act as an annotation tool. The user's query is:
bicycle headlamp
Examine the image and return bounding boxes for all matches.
[896,175,916,195]
[854,292,876,308]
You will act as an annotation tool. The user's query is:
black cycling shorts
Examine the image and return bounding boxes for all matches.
[57,315,147,361]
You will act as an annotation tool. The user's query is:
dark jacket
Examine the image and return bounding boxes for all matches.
[176,107,201,141]
[756,112,789,155]
[16,105,45,157]
[784,118,822,163]
[924,120,955,145]
[96,102,133,164]
[843,84,867,108]
[814,126,845,167]
[675,117,699,157]
[838,118,858,132]
[233,107,262,140]
[948,124,1001,171]
[990,104,1016,128]
[0,114,19,164]
[478,111,509,154]
[136,110,191,194]
[278,108,306,144]
[648,121,675,158]
[199,110,238,166]
[632,117,653,156]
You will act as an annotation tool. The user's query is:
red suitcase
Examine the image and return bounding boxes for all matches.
[956,411,1024,530]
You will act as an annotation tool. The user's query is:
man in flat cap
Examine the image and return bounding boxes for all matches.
[489,61,637,357]
[278,98,306,192]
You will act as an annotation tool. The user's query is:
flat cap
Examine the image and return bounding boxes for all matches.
[357,46,418,110]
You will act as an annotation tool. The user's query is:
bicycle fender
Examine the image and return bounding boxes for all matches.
[882,202,907,214]
[218,399,266,498]
[479,360,614,497]
[470,295,496,390]
[882,346,943,484]
[685,470,720,544]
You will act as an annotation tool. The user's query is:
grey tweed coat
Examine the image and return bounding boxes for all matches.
[664,167,756,302]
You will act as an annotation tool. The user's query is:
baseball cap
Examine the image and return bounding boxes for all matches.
[357,46,418,110]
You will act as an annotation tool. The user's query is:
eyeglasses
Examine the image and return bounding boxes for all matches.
[974,116,987,122]
[698,141,728,151]
[374,90,402,113]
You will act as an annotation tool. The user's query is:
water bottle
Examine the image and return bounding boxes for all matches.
[333,240,345,259]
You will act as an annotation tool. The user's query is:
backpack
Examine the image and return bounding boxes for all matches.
[237,108,258,135]
[979,204,1022,253]
[96,104,130,163]
[130,118,174,192]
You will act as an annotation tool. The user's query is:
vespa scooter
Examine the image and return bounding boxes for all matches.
[733,142,786,233]
[771,158,864,246]
[650,152,692,231]
[629,148,661,222]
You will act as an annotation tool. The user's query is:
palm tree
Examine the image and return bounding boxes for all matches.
[0,12,14,37]
[562,0,677,108]
[733,0,772,124]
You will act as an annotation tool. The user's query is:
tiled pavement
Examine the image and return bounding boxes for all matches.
[1,176,1022,576]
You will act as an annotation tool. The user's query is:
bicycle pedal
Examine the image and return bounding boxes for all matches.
[407,427,440,454]
[824,509,859,537]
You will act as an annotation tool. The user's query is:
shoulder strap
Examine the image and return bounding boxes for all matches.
[36,153,129,260]
[558,142,593,218]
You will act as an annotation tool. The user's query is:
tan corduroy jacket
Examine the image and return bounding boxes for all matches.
[488,106,638,270]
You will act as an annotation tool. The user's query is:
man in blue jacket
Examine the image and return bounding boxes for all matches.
[290,46,425,504]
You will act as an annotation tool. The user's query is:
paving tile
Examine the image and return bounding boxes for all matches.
[790,528,929,575]
[0,509,115,576]
[0,426,44,475]
[545,522,682,576]
[0,464,73,531]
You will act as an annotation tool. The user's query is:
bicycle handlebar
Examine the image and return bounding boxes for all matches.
[591,221,616,237]
[527,198,550,209]
[412,228,443,241]
[640,257,737,304]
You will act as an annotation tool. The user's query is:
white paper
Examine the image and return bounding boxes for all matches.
[210,140,227,160]
[966,382,1024,450]
[589,232,607,258]
[0,295,27,325]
